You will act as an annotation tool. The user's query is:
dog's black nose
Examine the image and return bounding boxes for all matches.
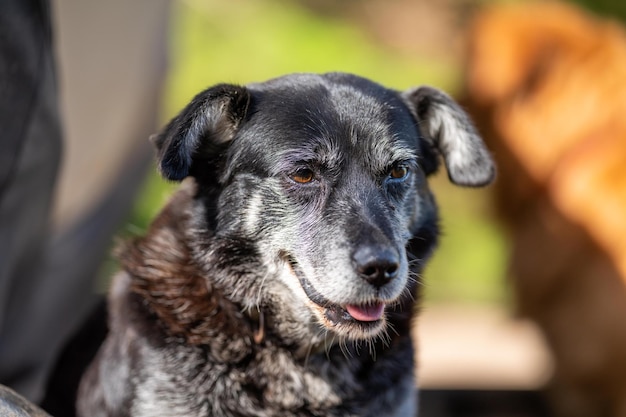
[353,245,400,288]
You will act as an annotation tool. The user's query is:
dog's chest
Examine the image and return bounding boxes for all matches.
[131,341,413,417]
[131,343,349,417]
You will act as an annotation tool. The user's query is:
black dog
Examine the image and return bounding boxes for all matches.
[77,73,494,417]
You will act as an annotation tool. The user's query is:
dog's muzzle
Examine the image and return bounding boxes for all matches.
[298,267,386,324]
[281,251,404,339]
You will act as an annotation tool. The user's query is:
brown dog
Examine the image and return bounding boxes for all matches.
[463,3,626,416]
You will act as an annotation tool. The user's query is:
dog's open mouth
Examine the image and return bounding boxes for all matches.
[283,254,386,333]
[344,303,385,322]
[305,284,386,330]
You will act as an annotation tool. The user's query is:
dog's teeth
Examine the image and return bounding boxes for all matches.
[345,303,384,322]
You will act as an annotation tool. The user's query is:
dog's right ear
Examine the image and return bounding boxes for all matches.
[403,86,495,187]
[151,84,251,181]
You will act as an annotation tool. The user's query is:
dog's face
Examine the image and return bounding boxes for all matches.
[153,73,494,343]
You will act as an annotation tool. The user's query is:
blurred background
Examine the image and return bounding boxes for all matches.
[113,0,626,403]
[3,0,626,416]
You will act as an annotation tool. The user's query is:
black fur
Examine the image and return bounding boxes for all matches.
[77,73,494,417]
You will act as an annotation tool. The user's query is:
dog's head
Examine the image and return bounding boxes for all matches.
[153,73,494,343]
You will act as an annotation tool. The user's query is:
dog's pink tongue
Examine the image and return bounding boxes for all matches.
[345,303,385,322]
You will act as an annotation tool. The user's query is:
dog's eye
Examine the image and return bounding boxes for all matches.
[389,164,409,180]
[290,169,314,184]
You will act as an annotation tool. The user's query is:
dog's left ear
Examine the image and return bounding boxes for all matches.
[403,86,495,186]
[152,84,251,181]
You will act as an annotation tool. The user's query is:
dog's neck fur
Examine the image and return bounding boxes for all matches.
[118,186,255,362]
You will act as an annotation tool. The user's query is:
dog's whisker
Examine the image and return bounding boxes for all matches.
[367,339,377,360]
[326,333,338,359]
[339,337,353,360]
[384,322,398,341]
[255,270,270,307]
[303,338,315,368]
[408,270,425,287]
[397,285,417,305]
[353,339,362,356]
